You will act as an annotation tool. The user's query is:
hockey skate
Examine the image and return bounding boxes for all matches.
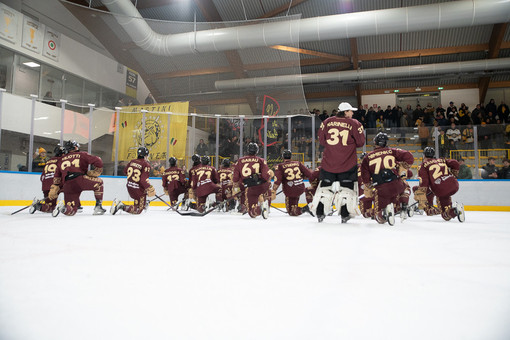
[259,194,268,219]
[341,215,351,223]
[400,203,408,221]
[454,202,465,223]
[29,197,42,214]
[384,203,395,226]
[301,204,314,217]
[110,198,125,215]
[93,204,106,215]
[52,200,65,217]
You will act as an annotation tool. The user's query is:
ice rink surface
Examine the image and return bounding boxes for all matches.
[1,206,510,340]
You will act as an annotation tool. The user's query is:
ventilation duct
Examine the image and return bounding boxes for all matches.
[101,0,510,57]
[215,58,510,90]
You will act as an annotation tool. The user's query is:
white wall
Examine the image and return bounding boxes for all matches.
[440,88,479,110]
[1,172,509,209]
[0,3,150,104]
[362,93,396,109]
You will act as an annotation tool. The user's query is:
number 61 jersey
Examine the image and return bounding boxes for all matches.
[318,115,365,173]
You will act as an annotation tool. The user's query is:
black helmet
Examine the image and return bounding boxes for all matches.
[247,142,259,155]
[222,158,231,168]
[64,140,79,153]
[201,156,210,165]
[54,145,64,157]
[373,132,388,147]
[169,157,177,167]
[282,149,292,159]
[191,154,201,166]
[424,147,436,158]
[137,146,149,158]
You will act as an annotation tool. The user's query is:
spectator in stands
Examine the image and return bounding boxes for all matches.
[446,101,457,116]
[497,158,510,179]
[418,122,430,150]
[376,114,385,132]
[384,105,394,128]
[412,104,424,124]
[366,107,376,129]
[319,110,329,122]
[457,158,472,179]
[481,157,498,179]
[471,104,484,125]
[446,123,461,149]
[145,93,155,104]
[462,124,475,151]
[435,103,445,117]
[485,99,497,118]
[438,129,448,157]
[435,112,449,127]
[42,91,56,106]
[478,121,492,154]
[485,111,497,124]
[196,139,208,156]
[424,103,435,125]
[458,103,471,125]
[497,101,509,122]
[397,108,411,143]
[32,147,49,172]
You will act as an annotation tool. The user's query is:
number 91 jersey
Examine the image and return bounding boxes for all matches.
[318,116,365,173]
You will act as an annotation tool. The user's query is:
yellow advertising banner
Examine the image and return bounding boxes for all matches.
[112,102,189,162]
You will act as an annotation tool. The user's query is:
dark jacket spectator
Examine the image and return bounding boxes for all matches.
[196,139,209,156]
[457,158,472,179]
[497,159,510,179]
[481,157,498,179]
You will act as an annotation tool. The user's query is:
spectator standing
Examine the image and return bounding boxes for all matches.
[144,93,155,104]
[32,147,49,172]
[497,101,509,122]
[195,139,209,156]
[446,123,461,149]
[485,99,497,118]
[418,122,430,150]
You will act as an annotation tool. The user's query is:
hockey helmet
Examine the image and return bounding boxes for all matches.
[54,145,64,157]
[222,158,231,168]
[424,147,436,158]
[169,157,177,167]
[137,146,149,158]
[191,154,201,166]
[201,155,210,165]
[247,142,259,155]
[282,149,292,159]
[373,132,388,147]
[64,140,80,153]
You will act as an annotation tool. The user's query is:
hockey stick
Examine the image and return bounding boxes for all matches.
[11,197,48,215]
[270,204,288,214]
[155,194,215,217]
[11,204,31,215]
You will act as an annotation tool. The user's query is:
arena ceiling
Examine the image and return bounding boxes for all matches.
[44,1,510,110]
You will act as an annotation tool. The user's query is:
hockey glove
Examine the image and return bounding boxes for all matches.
[49,185,60,200]
[146,185,156,197]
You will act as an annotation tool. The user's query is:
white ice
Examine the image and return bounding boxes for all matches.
[1,206,510,340]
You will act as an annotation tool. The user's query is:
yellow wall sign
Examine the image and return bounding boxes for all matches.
[113,102,189,161]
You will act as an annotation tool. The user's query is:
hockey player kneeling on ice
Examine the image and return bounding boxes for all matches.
[232,142,271,219]
[309,102,365,223]
[414,147,465,222]
[111,147,155,215]
[190,156,220,213]
[162,157,187,206]
[360,132,414,226]
[272,149,313,216]
[50,140,105,217]
[30,145,65,214]
[217,158,235,211]
[357,153,374,219]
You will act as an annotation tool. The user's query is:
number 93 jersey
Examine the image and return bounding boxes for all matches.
[124,158,152,192]
[318,116,365,173]
[418,158,460,197]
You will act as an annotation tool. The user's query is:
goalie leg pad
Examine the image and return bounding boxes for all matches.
[309,180,335,216]
[335,186,361,217]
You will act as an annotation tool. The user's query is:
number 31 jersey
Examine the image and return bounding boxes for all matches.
[318,116,365,173]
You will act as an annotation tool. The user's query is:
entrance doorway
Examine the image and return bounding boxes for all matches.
[397,92,441,109]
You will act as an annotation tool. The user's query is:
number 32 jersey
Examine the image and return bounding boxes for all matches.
[318,116,365,173]
[273,160,313,196]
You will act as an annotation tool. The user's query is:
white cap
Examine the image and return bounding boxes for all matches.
[338,102,357,111]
